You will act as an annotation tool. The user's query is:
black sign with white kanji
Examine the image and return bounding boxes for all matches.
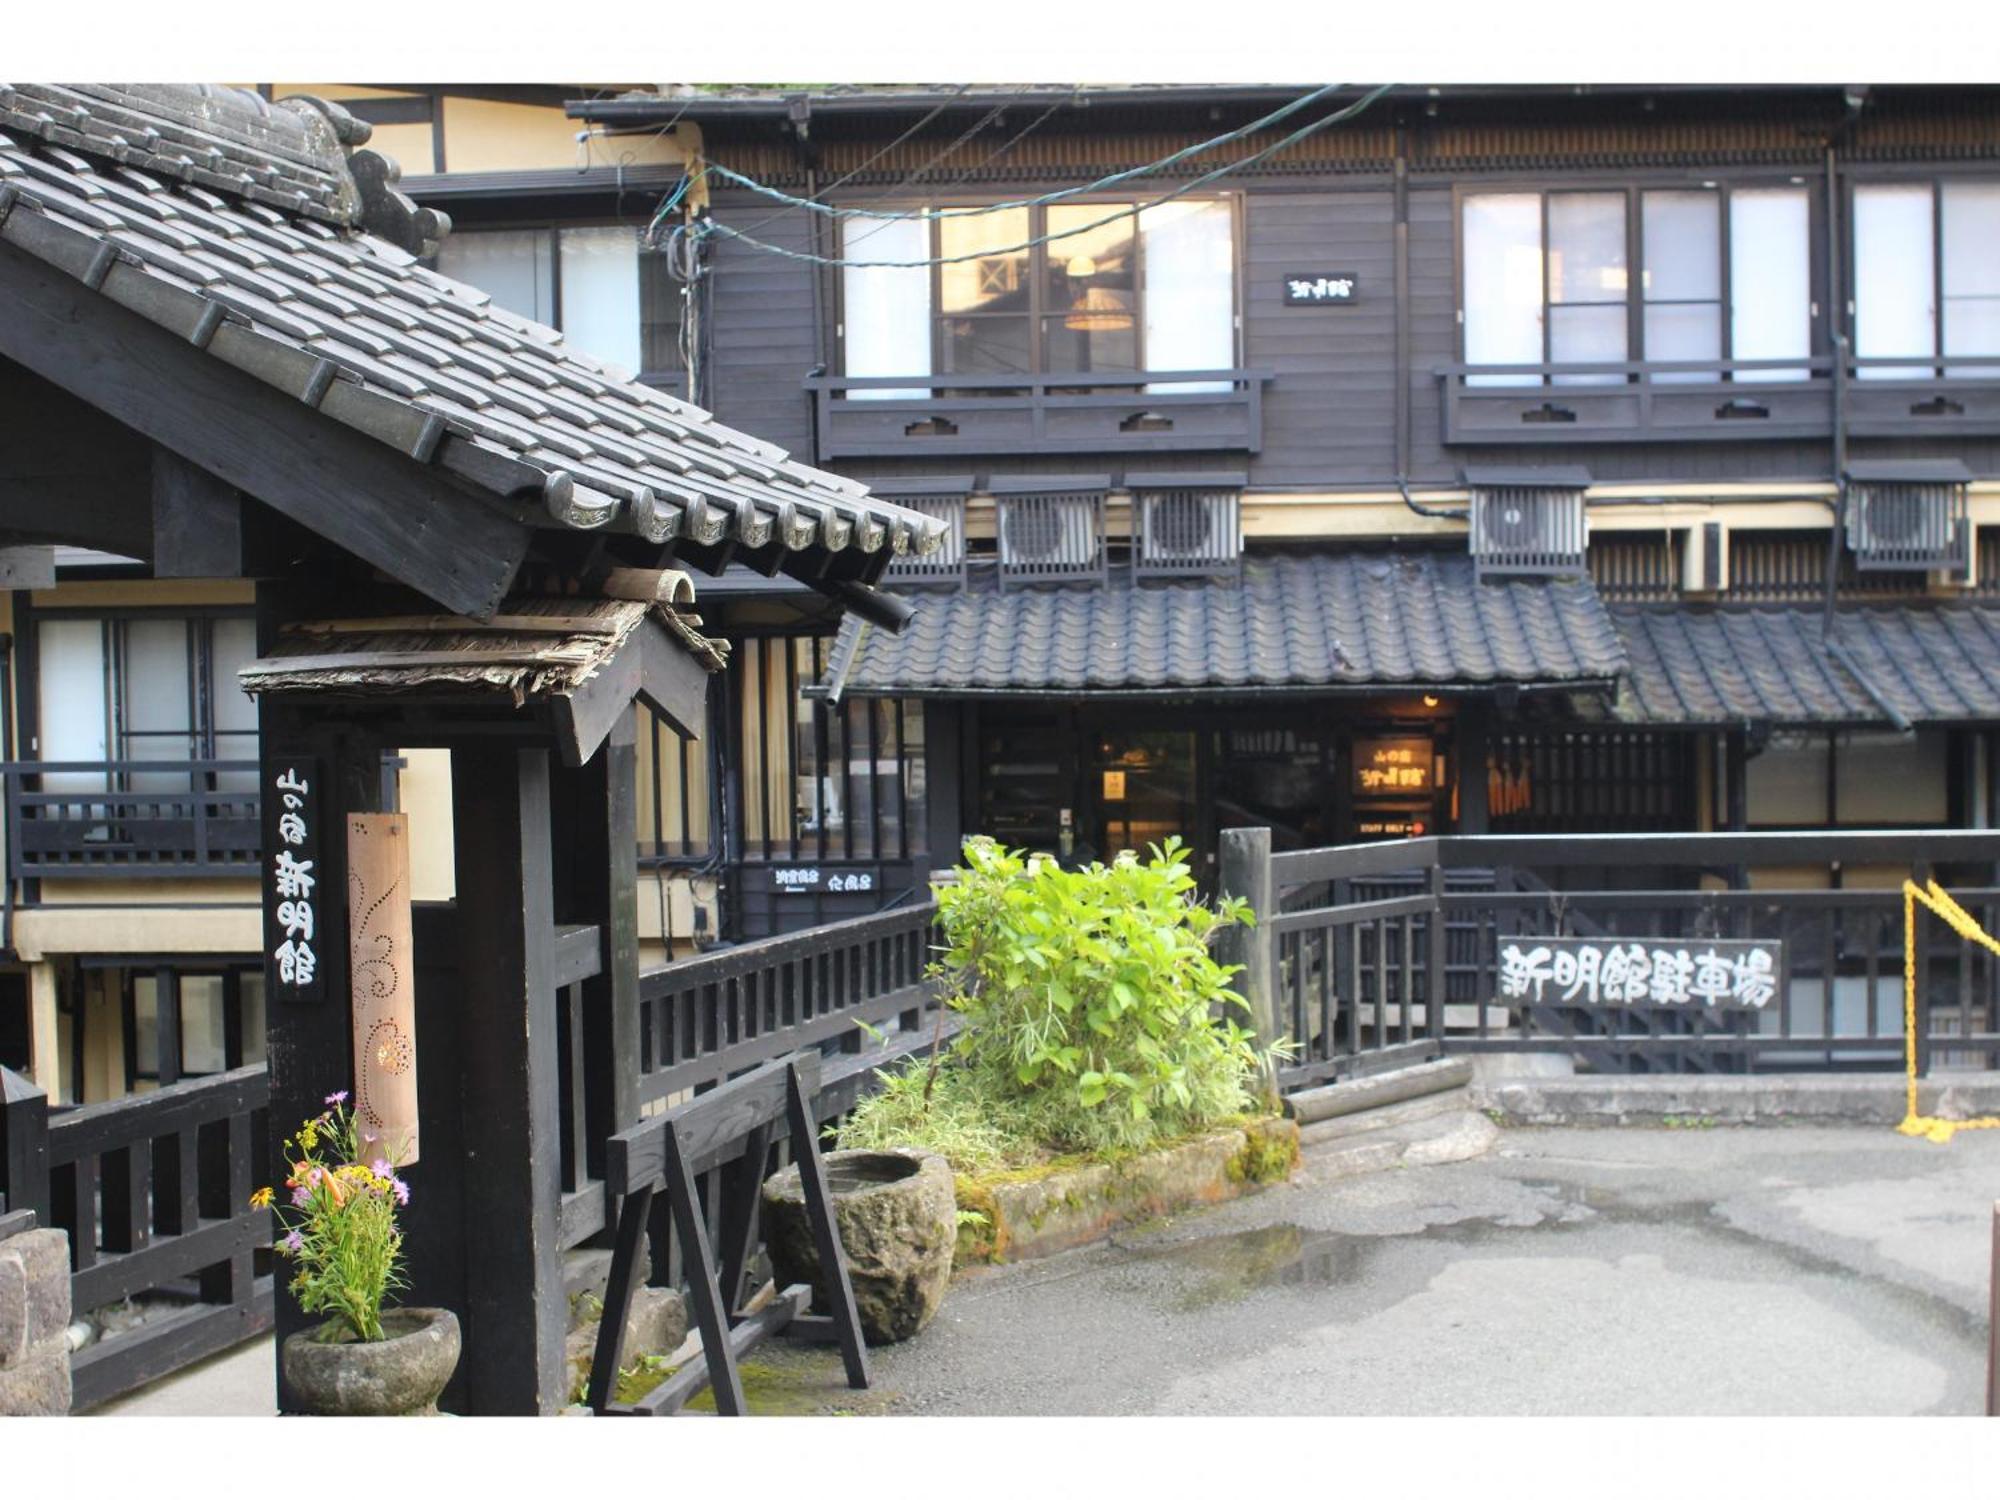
[262,754,324,1005]
[1283,271,1358,306]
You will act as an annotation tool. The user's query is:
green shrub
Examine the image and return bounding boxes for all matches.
[843,837,1266,1166]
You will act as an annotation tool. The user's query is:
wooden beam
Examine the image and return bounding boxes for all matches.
[0,242,531,618]
[638,619,710,741]
[0,547,55,588]
[552,630,641,769]
[150,448,244,578]
[0,478,150,555]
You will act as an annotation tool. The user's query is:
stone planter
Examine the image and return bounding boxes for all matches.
[283,1306,461,1415]
[762,1149,955,1345]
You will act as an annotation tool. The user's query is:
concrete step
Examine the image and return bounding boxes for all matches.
[1284,1055,1473,1126]
[1297,1083,1473,1147]
[1302,1108,1499,1181]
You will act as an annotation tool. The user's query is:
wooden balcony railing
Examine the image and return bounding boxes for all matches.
[1440,355,2000,445]
[804,369,1271,460]
[2,761,261,880]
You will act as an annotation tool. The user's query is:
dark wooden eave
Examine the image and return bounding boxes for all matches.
[0,241,530,618]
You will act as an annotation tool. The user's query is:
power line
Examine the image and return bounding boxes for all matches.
[699,82,1357,226]
[723,84,976,241]
[701,83,1395,269]
[842,87,1052,252]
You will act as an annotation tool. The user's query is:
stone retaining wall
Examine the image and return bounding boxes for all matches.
[0,1226,72,1416]
[955,1118,1300,1265]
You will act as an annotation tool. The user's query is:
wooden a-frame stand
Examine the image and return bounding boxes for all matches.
[585,1052,870,1415]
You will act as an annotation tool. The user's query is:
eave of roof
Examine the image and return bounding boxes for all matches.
[829,552,1627,699]
[1610,601,2000,728]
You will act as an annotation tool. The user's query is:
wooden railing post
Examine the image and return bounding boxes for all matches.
[1427,862,1448,1044]
[1218,827,1277,1104]
[1914,857,1934,1078]
[0,1064,50,1222]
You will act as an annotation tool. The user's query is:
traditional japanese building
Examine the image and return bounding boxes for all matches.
[556,82,2000,927]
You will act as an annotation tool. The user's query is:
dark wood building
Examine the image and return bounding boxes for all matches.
[550,82,2000,930]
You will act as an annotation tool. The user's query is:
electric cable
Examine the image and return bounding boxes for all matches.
[699,82,1363,225]
[698,84,1394,269]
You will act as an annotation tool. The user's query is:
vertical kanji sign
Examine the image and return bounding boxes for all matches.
[265,757,323,1005]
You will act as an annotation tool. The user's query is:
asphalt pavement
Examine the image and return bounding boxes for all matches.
[94,1121,2000,1417]
[754,1122,2000,1416]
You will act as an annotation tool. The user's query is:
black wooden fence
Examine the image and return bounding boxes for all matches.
[0,1062,271,1409]
[1222,828,2000,1091]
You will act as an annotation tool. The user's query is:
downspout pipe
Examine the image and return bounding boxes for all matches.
[1820,87,1867,646]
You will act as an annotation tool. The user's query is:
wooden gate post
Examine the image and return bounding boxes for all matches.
[564,716,640,1177]
[1218,827,1278,1104]
[452,745,566,1415]
[0,1064,50,1222]
[258,694,380,1412]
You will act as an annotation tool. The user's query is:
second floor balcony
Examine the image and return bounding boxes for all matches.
[805,369,1272,461]
[1,761,261,881]
[1438,356,2000,446]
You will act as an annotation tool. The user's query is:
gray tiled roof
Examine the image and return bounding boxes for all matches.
[1612,603,2000,725]
[0,84,944,568]
[833,552,1628,697]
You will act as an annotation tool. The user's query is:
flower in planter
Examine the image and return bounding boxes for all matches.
[250,1096,409,1343]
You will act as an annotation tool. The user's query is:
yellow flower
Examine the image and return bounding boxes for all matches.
[248,1187,275,1209]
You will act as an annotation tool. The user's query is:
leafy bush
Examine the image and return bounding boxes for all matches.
[841,837,1264,1167]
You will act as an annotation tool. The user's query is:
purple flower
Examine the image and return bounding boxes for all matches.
[290,1185,311,1208]
[392,1179,410,1207]
[282,1230,303,1253]
[324,1090,349,1107]
[371,1158,393,1178]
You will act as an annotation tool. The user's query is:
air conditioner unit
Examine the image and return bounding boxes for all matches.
[997,492,1101,578]
[1144,493,1216,558]
[1467,476,1589,580]
[1844,462,1972,574]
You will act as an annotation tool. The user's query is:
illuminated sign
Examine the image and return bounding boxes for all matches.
[1352,738,1435,798]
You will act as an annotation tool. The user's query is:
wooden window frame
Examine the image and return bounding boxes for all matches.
[834,194,1244,382]
[1845,169,2000,378]
[1453,174,1827,381]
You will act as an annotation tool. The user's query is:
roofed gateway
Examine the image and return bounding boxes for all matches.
[0,81,948,1415]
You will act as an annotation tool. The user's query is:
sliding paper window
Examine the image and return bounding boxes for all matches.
[1853,181,2000,379]
[34,612,258,794]
[1463,185,1811,386]
[733,637,926,863]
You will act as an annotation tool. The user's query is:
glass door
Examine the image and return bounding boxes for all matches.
[1090,726,1197,863]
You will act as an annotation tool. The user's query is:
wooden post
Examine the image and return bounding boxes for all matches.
[1427,861,1448,1043]
[26,965,60,1103]
[1457,703,1491,835]
[452,745,566,1415]
[568,716,640,1180]
[259,682,379,1410]
[1218,827,1277,1103]
[0,1064,49,1220]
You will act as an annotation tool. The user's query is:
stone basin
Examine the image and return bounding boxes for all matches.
[762,1148,955,1345]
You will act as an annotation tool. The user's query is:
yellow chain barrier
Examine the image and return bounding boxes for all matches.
[1899,878,2000,1143]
